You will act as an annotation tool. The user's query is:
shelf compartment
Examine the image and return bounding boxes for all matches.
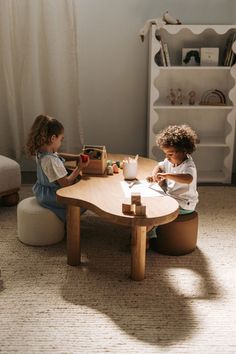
[154,105,233,110]
[153,68,234,106]
[193,147,230,181]
[152,109,232,141]
[197,171,226,183]
[157,26,236,66]
[197,137,228,147]
[158,66,232,70]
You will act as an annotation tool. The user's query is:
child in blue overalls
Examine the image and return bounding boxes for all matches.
[26,114,89,223]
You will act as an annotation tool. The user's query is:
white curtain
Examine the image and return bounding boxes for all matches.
[0,0,83,161]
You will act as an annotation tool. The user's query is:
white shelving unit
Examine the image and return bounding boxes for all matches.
[148,24,236,183]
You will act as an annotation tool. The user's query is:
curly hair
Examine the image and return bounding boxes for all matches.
[156,125,198,154]
[26,114,64,156]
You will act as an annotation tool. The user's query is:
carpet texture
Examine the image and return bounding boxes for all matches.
[0,185,236,353]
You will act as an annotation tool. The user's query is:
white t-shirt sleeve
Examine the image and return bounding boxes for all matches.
[183,160,196,177]
[158,160,165,171]
[41,155,68,183]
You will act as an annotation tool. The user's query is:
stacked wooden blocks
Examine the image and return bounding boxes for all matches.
[122,192,146,216]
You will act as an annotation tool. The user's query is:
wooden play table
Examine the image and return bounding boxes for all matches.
[57,154,179,281]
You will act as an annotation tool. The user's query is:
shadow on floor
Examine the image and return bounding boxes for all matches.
[60,214,221,347]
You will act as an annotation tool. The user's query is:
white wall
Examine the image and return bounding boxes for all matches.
[77,0,236,170]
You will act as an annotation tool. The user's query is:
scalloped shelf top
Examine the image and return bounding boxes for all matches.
[157,24,236,35]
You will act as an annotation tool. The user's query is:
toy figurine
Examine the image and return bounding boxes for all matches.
[188,90,196,105]
[112,164,119,173]
[167,88,184,105]
[107,165,113,175]
[176,88,184,105]
[139,11,181,42]
[167,88,176,105]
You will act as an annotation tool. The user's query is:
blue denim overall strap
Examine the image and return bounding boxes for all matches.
[32,152,66,222]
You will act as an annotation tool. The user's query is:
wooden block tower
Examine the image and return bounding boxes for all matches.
[122,192,146,216]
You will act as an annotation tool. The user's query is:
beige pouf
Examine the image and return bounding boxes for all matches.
[17,197,65,246]
[152,211,198,256]
[0,155,21,206]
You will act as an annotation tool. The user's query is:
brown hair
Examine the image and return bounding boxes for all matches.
[156,125,198,154]
[26,114,64,156]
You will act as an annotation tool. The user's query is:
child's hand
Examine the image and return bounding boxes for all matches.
[146,176,154,183]
[70,166,81,179]
[152,164,164,182]
[57,166,81,186]
[146,165,164,183]
[77,154,90,169]
[155,173,168,182]
[80,153,89,163]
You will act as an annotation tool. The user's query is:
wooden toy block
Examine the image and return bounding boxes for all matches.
[131,192,141,205]
[135,204,146,216]
[122,203,135,214]
[122,194,146,217]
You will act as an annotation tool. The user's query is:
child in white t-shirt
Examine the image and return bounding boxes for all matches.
[147,124,199,248]
[26,114,89,222]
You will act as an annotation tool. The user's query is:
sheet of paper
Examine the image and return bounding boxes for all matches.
[120,179,166,198]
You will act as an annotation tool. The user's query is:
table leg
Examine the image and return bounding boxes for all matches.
[131,225,146,281]
[67,205,81,266]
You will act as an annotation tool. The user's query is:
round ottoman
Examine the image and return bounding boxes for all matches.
[0,155,21,206]
[17,197,65,246]
[152,211,198,256]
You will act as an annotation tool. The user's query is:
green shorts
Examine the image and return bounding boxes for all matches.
[179,207,194,215]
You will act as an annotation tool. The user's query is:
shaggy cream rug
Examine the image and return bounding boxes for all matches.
[0,185,236,353]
